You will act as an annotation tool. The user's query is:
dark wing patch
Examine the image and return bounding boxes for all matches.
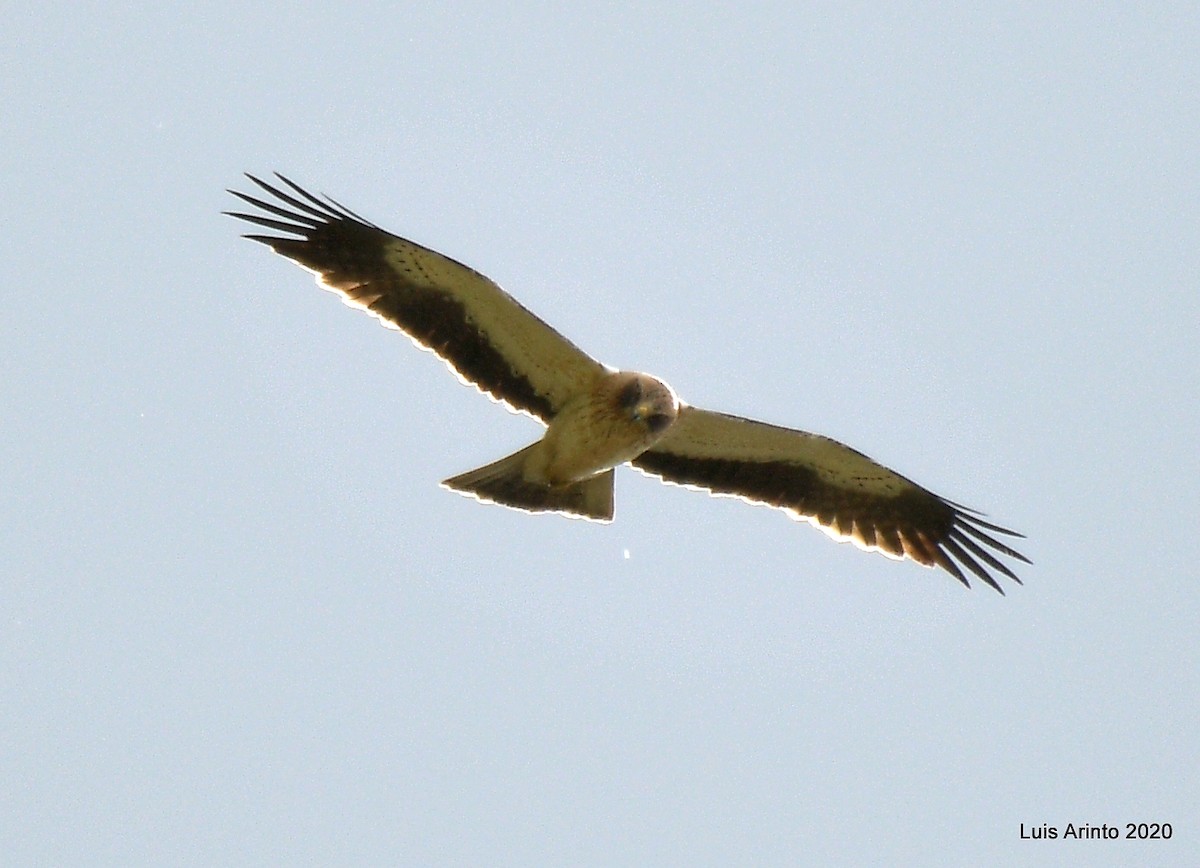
[226,173,604,422]
[633,407,1029,593]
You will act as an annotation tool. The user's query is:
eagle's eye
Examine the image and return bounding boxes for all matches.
[644,412,673,434]
[618,379,643,408]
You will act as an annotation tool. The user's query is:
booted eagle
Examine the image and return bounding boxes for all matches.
[227,174,1030,592]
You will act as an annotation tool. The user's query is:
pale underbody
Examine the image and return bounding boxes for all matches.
[523,371,679,486]
[441,370,679,521]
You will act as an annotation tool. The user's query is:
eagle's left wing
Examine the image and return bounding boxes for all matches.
[227,174,606,422]
[632,406,1029,592]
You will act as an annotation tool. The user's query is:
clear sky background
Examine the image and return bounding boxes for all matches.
[3,4,1198,866]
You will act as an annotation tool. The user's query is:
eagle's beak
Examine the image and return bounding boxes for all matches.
[633,401,674,434]
[632,401,657,421]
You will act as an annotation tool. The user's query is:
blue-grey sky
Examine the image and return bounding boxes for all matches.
[4,4,1198,866]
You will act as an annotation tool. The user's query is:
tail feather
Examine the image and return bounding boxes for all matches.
[441,445,615,522]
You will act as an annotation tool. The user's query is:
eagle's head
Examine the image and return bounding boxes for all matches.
[613,371,679,438]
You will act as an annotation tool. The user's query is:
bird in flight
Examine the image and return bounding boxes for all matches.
[227,174,1030,592]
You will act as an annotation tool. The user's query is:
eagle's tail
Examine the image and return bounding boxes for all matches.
[441,446,615,522]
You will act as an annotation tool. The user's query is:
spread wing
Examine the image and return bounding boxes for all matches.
[633,407,1030,592]
[226,173,606,421]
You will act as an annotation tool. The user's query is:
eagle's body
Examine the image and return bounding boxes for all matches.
[228,174,1030,592]
[521,372,678,488]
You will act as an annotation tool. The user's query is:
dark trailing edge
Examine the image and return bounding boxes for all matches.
[225,173,559,421]
[632,450,1030,593]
